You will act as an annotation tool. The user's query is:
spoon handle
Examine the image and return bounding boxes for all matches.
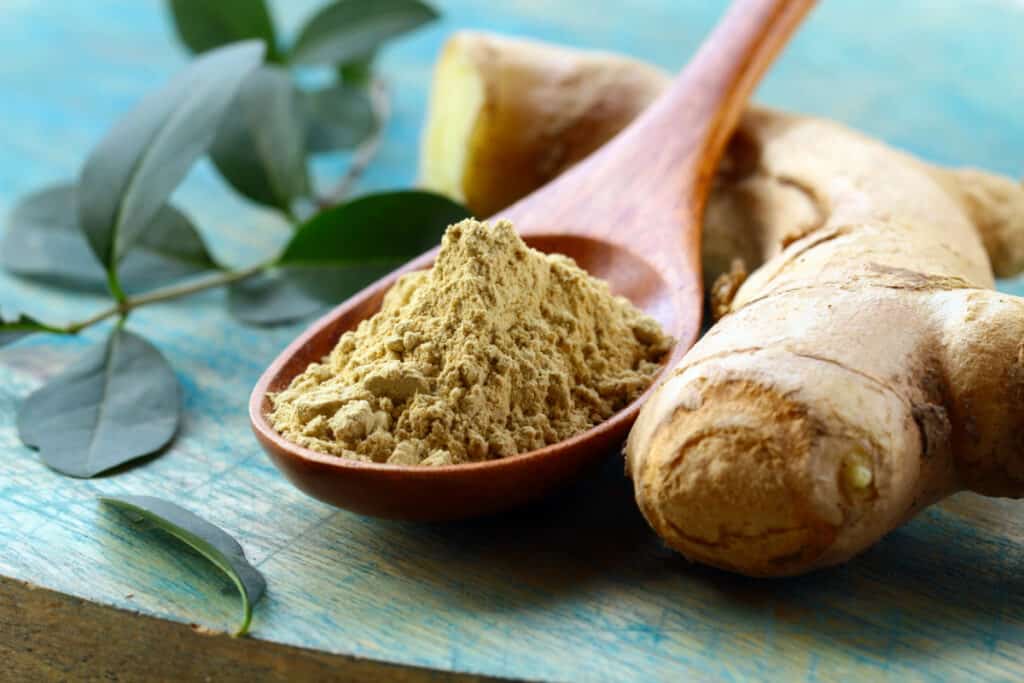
[662,0,817,208]
[505,0,815,279]
[598,0,817,215]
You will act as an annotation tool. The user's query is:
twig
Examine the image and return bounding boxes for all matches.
[64,263,268,334]
[318,78,391,208]
[22,81,392,338]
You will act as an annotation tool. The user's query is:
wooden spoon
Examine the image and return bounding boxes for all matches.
[250,0,816,520]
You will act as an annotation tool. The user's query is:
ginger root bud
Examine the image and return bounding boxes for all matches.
[419,32,1024,576]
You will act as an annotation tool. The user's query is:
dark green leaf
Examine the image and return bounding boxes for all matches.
[210,67,311,213]
[280,190,468,264]
[100,495,266,636]
[77,41,264,283]
[339,52,375,86]
[289,0,438,66]
[302,83,375,154]
[167,0,282,63]
[17,328,181,478]
[1,309,60,348]
[3,183,220,293]
[228,191,470,325]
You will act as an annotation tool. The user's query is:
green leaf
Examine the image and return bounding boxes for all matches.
[118,204,222,290]
[77,41,264,293]
[210,67,311,214]
[228,191,470,325]
[279,190,468,264]
[17,328,181,478]
[289,0,438,66]
[3,183,220,294]
[339,52,375,86]
[1,309,60,348]
[302,83,375,154]
[100,495,266,637]
[167,0,282,63]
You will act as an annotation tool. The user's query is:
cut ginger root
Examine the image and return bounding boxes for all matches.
[419,32,1024,576]
[420,32,667,218]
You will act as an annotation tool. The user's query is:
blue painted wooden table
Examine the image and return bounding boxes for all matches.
[2,1,1023,681]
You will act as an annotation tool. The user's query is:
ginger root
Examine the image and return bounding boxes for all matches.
[629,111,1024,576]
[419,32,1024,576]
[420,32,667,217]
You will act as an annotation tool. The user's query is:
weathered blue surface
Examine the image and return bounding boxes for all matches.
[1,1,1022,681]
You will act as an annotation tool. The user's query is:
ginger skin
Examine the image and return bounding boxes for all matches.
[420,33,1024,576]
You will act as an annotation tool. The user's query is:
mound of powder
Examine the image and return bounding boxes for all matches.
[269,219,672,466]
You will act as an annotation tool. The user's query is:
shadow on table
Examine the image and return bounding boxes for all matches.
[351,452,1023,662]
[688,502,1024,667]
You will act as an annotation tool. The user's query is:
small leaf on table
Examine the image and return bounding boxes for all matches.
[77,41,264,280]
[228,191,470,325]
[1,309,60,348]
[302,82,376,154]
[2,183,220,293]
[100,495,266,637]
[210,67,311,213]
[17,328,181,478]
[288,0,438,66]
[167,0,282,63]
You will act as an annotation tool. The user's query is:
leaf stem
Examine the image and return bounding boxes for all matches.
[65,263,269,334]
[106,270,128,305]
[318,77,391,208]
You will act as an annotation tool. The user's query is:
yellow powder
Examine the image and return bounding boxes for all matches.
[269,219,672,466]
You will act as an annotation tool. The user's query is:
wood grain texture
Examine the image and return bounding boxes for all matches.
[1,1,1023,681]
[0,576,499,683]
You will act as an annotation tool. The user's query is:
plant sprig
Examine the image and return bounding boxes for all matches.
[0,0,462,640]
[2,0,460,481]
[168,0,438,214]
[1,0,458,637]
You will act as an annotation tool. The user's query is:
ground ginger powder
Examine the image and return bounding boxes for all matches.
[269,219,672,466]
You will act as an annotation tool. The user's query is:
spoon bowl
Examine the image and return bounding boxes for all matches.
[250,235,683,520]
[250,0,815,520]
